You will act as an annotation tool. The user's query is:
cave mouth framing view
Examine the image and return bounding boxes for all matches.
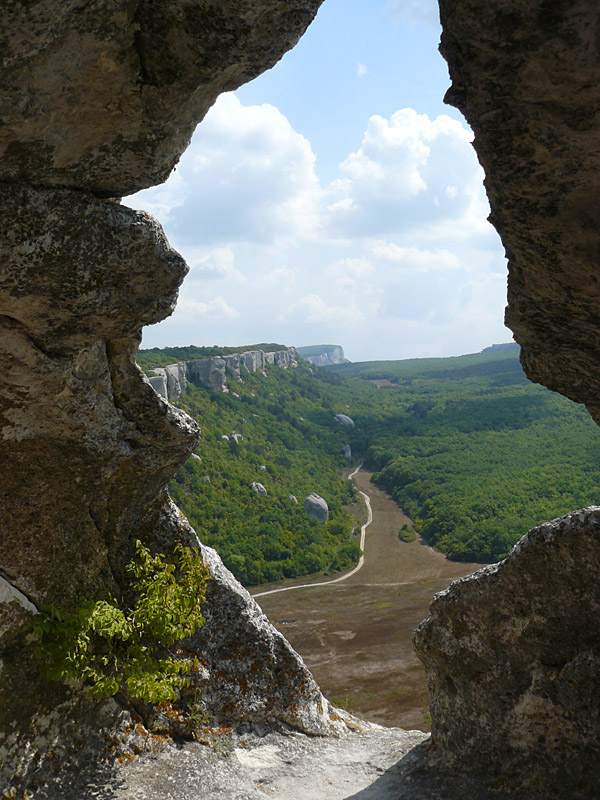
[2,1,600,798]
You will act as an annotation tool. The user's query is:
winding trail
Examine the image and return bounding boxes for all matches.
[252,464,372,599]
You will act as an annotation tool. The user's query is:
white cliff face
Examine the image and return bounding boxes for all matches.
[189,358,227,393]
[298,346,346,367]
[149,348,299,396]
[148,362,187,401]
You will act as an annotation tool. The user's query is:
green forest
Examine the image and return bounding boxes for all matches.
[137,343,600,584]
[137,350,361,586]
[329,349,600,562]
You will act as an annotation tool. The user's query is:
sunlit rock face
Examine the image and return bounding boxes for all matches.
[0,0,330,791]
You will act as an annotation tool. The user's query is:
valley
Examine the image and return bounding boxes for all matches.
[253,467,482,731]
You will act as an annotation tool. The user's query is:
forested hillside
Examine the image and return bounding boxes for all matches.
[330,349,600,562]
[138,344,600,581]
[137,352,361,586]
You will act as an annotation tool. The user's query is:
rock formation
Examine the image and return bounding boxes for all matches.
[251,482,268,497]
[438,0,600,427]
[298,345,347,366]
[0,0,336,792]
[414,3,600,795]
[304,493,329,523]
[342,444,352,461]
[148,362,187,401]
[185,347,298,393]
[189,357,227,393]
[334,413,355,427]
[414,508,600,797]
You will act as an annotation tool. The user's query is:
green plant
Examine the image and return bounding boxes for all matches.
[398,524,417,543]
[31,541,209,704]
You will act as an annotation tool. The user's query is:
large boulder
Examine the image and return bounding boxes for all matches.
[304,493,329,523]
[414,507,600,797]
[334,413,354,427]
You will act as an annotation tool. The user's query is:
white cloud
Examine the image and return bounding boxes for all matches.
[177,296,240,321]
[326,257,374,279]
[368,242,461,272]
[324,109,482,239]
[130,97,509,360]
[357,63,368,77]
[280,294,364,327]
[185,246,245,282]
[129,93,322,246]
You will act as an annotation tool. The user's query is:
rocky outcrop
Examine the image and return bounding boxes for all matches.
[189,357,227,393]
[0,0,329,792]
[298,345,346,366]
[148,362,187,401]
[186,347,297,393]
[251,482,267,496]
[438,0,600,426]
[342,445,352,461]
[334,413,354,427]
[414,508,600,797]
[415,3,600,795]
[304,493,329,523]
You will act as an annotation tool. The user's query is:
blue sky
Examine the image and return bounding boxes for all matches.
[127,0,510,362]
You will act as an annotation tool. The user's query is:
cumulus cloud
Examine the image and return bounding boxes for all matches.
[184,246,245,282]
[129,93,322,246]
[368,242,462,272]
[130,95,508,359]
[324,109,483,239]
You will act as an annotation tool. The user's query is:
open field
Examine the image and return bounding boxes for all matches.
[253,470,483,731]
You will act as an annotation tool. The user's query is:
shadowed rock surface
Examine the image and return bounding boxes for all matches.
[439,0,600,425]
[0,1,339,794]
[415,508,600,797]
[417,2,600,795]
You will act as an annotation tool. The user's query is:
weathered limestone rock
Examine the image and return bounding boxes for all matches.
[342,444,352,461]
[438,0,600,426]
[289,495,298,504]
[148,370,168,399]
[148,362,187,401]
[1,0,332,793]
[415,508,600,797]
[251,482,267,497]
[241,350,265,373]
[223,354,242,382]
[304,493,328,523]
[298,345,346,367]
[334,413,354,427]
[0,0,324,197]
[189,357,227,393]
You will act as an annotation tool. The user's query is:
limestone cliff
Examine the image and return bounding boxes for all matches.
[297,344,347,367]
[0,1,339,793]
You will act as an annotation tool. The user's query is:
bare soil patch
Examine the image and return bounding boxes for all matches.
[253,469,483,731]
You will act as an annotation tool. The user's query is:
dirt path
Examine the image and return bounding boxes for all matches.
[253,468,484,731]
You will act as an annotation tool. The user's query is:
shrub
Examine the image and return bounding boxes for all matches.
[30,541,209,704]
